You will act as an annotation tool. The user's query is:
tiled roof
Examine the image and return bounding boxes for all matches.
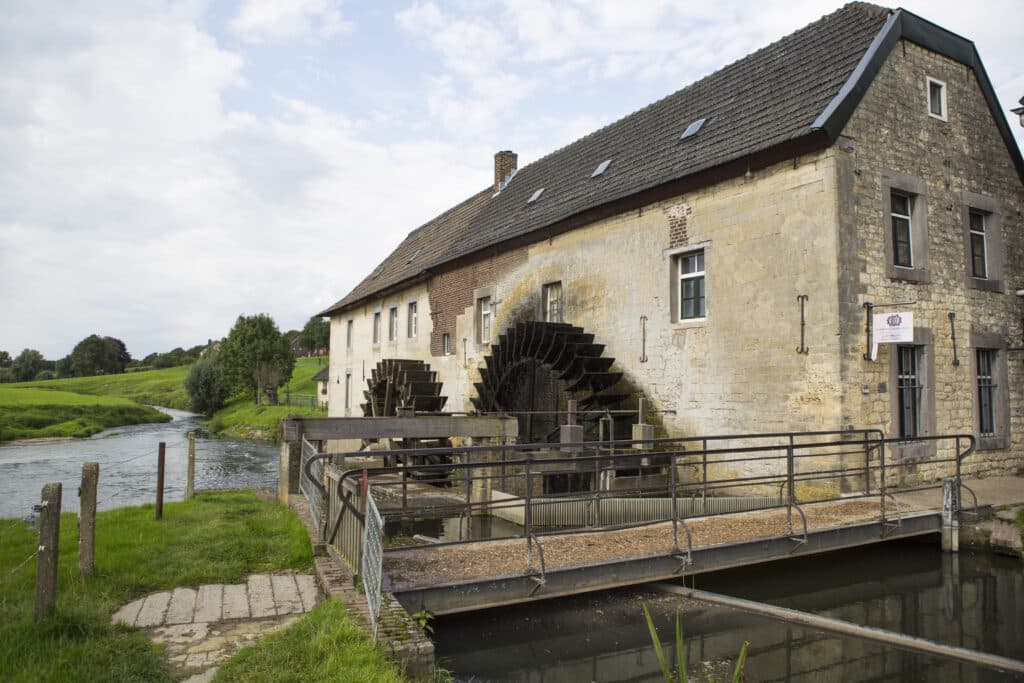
[321,3,890,316]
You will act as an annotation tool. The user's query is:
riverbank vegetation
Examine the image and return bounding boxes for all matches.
[0,491,313,682]
[214,600,404,682]
[0,387,171,441]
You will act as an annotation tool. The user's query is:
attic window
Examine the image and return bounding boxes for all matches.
[592,159,612,177]
[528,188,545,204]
[680,118,706,140]
[406,248,422,264]
[926,77,947,121]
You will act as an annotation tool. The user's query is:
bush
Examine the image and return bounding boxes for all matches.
[184,356,230,415]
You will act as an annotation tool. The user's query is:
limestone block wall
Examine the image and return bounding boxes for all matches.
[836,39,1024,479]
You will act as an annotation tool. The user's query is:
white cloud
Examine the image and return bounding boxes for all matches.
[230,0,352,44]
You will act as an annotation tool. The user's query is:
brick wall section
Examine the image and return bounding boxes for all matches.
[664,202,691,248]
[427,247,528,356]
[836,39,1024,478]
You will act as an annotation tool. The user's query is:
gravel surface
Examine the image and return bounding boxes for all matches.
[384,498,903,587]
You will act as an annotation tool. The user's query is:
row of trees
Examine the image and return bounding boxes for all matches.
[0,336,132,382]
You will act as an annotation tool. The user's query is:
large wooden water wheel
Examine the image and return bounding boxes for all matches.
[471,321,633,445]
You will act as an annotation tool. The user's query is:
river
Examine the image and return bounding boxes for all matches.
[0,407,278,519]
[433,541,1023,682]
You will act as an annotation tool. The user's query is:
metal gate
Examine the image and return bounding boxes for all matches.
[361,487,384,640]
[299,436,324,531]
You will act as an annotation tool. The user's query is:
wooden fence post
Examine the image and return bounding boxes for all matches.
[156,442,165,520]
[79,462,98,574]
[185,432,196,501]
[35,482,62,621]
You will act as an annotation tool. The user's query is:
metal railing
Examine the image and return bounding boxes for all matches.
[304,429,975,579]
[299,437,325,532]
[282,392,327,410]
[362,487,384,640]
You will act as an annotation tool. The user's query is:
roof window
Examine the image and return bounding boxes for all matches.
[406,247,422,264]
[528,188,545,204]
[592,159,612,177]
[680,118,706,140]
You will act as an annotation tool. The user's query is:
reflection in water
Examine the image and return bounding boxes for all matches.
[0,408,278,517]
[433,542,1024,682]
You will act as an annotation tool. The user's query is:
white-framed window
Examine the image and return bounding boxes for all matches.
[372,311,381,344]
[345,319,353,350]
[388,306,398,341]
[926,77,947,121]
[968,209,988,279]
[542,282,563,323]
[442,333,452,355]
[477,296,492,343]
[890,190,914,268]
[407,301,417,338]
[677,250,705,320]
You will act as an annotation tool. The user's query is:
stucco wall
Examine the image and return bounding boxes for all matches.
[836,39,1024,478]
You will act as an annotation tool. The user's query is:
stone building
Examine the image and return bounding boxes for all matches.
[319,3,1023,480]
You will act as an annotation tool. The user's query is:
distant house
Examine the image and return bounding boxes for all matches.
[313,366,329,408]
[320,3,1023,481]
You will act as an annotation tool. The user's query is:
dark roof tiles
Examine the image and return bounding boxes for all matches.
[321,2,890,316]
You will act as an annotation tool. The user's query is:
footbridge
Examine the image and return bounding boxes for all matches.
[284,416,980,618]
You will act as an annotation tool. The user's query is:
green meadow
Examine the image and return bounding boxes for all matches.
[0,387,170,442]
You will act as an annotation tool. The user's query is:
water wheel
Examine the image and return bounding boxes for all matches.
[471,321,634,445]
[362,359,451,479]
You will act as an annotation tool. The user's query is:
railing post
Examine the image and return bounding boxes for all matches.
[670,452,679,554]
[879,441,887,525]
[464,452,472,541]
[863,430,872,496]
[701,438,708,512]
[524,458,533,570]
[79,462,98,574]
[35,482,61,621]
[185,431,196,501]
[786,435,795,536]
[156,442,165,521]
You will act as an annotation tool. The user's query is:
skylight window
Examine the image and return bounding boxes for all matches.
[406,248,422,264]
[592,159,612,177]
[528,188,545,204]
[680,118,706,140]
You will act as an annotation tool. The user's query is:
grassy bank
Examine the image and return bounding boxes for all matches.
[0,387,171,441]
[215,600,404,682]
[0,491,312,682]
[10,365,192,410]
[208,357,329,441]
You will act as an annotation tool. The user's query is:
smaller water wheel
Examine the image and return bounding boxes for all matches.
[362,358,451,479]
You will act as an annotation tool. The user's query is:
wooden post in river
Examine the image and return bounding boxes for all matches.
[185,432,196,501]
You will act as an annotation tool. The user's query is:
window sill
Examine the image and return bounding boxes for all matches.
[671,318,707,329]
[977,435,1008,451]
[887,266,930,284]
[967,277,1002,293]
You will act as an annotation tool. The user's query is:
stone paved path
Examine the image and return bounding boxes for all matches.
[111,572,321,680]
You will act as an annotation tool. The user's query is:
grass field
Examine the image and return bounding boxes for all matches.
[10,365,192,410]
[206,357,329,441]
[0,387,171,441]
[0,491,315,682]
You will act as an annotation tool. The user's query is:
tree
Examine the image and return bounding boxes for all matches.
[0,350,11,368]
[184,356,230,415]
[68,335,126,377]
[298,316,330,355]
[218,314,295,405]
[11,348,45,382]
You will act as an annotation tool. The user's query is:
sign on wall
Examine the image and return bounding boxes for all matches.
[870,311,913,360]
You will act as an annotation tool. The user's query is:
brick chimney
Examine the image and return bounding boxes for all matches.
[494,150,517,193]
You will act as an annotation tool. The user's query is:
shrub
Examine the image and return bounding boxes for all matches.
[184,356,230,415]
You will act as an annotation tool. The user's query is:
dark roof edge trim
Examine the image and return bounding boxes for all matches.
[813,8,1024,182]
[317,271,432,318]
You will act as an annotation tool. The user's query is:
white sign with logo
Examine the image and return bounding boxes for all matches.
[870,311,913,361]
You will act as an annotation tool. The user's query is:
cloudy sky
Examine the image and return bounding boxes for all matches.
[2,1,1021,360]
